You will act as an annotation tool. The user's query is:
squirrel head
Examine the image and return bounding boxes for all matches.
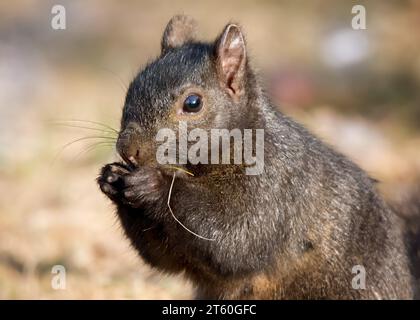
[117,15,259,171]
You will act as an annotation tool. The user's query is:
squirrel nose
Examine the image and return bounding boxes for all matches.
[116,124,141,167]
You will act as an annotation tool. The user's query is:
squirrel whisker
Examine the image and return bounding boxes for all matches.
[52,119,119,134]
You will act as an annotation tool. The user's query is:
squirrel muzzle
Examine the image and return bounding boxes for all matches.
[116,122,144,168]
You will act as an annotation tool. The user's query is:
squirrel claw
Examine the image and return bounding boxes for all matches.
[98,163,165,208]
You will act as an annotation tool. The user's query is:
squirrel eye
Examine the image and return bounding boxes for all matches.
[183,94,202,113]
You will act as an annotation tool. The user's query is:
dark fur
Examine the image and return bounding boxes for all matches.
[98,16,414,299]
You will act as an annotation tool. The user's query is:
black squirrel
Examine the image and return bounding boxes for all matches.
[98,15,416,299]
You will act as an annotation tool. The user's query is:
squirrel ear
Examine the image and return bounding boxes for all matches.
[161,15,197,54]
[215,24,247,98]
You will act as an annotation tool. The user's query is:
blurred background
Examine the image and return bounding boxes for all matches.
[0,0,419,299]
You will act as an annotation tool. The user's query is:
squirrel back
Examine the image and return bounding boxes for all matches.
[389,180,420,299]
[98,15,415,299]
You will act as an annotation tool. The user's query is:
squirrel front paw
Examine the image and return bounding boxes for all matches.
[98,163,166,208]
